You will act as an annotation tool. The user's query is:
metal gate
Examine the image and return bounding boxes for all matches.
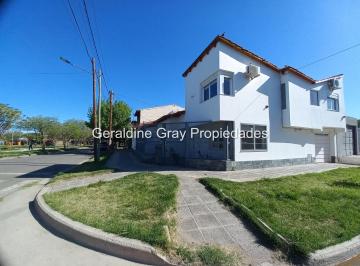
[344,126,354,156]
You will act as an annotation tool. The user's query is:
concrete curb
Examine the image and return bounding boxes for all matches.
[34,186,174,266]
[308,235,360,266]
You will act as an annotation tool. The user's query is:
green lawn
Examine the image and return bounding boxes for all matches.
[44,172,179,248]
[200,167,360,256]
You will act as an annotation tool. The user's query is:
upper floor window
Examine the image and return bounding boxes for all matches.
[280,83,286,110]
[203,79,217,102]
[223,77,232,95]
[327,97,339,111]
[310,90,319,106]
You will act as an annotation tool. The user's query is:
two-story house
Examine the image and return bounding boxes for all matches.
[134,35,348,170]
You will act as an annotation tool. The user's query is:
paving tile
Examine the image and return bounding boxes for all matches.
[178,197,187,206]
[225,224,256,245]
[180,217,198,231]
[181,189,194,196]
[182,188,204,196]
[194,213,221,228]
[177,206,191,217]
[198,193,218,203]
[188,204,211,215]
[183,196,202,205]
[206,202,227,213]
[214,211,241,226]
[201,227,235,245]
[180,229,204,244]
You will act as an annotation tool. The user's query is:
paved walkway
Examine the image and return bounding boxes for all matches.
[46,151,354,266]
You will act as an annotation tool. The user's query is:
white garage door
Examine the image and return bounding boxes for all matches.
[315,134,330,163]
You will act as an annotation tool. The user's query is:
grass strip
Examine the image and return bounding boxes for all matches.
[44,172,179,248]
[200,167,360,256]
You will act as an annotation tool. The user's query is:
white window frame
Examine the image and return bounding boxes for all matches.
[202,79,217,102]
[310,90,320,106]
[327,96,339,112]
[240,123,268,152]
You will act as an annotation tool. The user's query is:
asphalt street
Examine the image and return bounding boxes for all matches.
[0,152,90,192]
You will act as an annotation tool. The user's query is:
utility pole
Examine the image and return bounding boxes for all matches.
[98,69,102,129]
[109,90,113,147]
[92,57,99,161]
[59,56,99,160]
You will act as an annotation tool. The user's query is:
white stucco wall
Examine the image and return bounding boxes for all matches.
[217,43,317,161]
[184,41,346,162]
[281,73,346,130]
[185,46,221,122]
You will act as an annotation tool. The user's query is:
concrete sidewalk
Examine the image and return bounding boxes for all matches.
[0,181,141,266]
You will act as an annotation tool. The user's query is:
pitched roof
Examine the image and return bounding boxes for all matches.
[134,104,184,124]
[182,35,342,84]
[136,110,185,128]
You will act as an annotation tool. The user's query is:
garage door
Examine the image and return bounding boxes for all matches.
[315,134,330,163]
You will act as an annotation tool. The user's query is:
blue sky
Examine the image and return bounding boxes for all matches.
[1,0,359,121]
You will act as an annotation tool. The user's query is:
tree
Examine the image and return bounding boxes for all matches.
[0,104,21,136]
[19,116,59,151]
[87,100,131,130]
[3,131,24,143]
[60,120,91,149]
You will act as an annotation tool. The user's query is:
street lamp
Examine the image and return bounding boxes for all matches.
[59,56,100,161]
[59,57,91,74]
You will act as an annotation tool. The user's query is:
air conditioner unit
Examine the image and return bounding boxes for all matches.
[245,64,260,80]
[328,79,341,91]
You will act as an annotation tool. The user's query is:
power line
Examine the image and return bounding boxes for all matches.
[4,72,88,76]
[65,0,92,60]
[299,42,360,69]
[82,0,109,92]
[89,0,107,81]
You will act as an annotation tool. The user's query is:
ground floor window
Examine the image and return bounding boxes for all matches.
[241,124,267,151]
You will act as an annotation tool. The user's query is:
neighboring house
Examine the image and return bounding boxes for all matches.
[134,104,184,125]
[132,105,184,150]
[134,35,350,170]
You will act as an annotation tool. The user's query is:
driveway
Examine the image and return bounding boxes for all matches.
[0,152,141,266]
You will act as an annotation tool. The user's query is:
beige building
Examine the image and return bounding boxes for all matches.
[134,104,184,125]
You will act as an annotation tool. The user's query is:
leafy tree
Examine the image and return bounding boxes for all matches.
[0,104,21,136]
[19,116,59,150]
[3,131,24,143]
[87,100,131,130]
[60,119,91,149]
